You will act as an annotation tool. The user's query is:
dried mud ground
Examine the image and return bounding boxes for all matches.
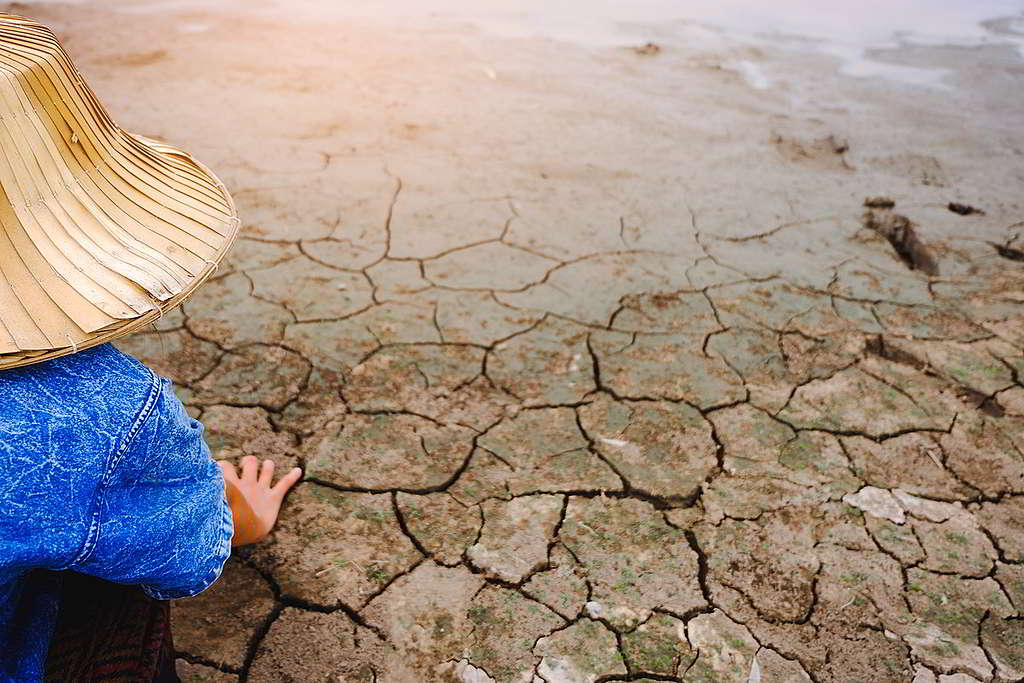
[17,0,1024,681]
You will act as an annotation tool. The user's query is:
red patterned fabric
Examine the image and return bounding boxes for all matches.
[44,572,177,682]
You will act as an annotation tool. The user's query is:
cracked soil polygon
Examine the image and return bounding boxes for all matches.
[814,544,910,629]
[432,290,544,347]
[486,317,596,406]
[396,492,483,566]
[994,563,1024,613]
[461,585,565,682]
[249,257,373,321]
[906,569,1014,648]
[201,405,299,468]
[980,615,1024,680]
[467,495,563,583]
[193,345,310,411]
[425,242,557,291]
[534,619,627,682]
[910,514,997,578]
[114,329,221,386]
[777,365,952,436]
[305,413,475,490]
[344,344,508,430]
[866,515,926,565]
[521,543,589,620]
[683,610,758,682]
[361,563,485,677]
[272,366,347,436]
[843,434,978,500]
[578,396,717,504]
[620,613,695,677]
[752,647,813,682]
[495,253,690,327]
[246,608,377,682]
[899,621,993,682]
[975,497,1024,562]
[590,329,746,407]
[173,559,276,670]
[559,497,704,630]
[697,514,819,623]
[940,413,1024,496]
[365,258,432,299]
[705,326,792,412]
[183,273,292,349]
[246,484,421,608]
[475,408,621,495]
[283,319,381,372]
[386,192,509,261]
[611,290,721,336]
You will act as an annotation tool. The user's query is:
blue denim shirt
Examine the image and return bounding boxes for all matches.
[0,345,233,682]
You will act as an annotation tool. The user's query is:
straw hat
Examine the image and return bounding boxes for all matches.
[0,14,238,371]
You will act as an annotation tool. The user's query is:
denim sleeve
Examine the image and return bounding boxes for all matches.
[73,378,234,599]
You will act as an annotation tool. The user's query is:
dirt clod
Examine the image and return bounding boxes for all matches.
[863,210,940,276]
[947,202,985,216]
[864,196,896,208]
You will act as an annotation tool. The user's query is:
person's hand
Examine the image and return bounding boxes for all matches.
[219,456,302,547]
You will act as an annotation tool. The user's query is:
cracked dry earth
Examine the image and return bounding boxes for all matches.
[22,0,1024,681]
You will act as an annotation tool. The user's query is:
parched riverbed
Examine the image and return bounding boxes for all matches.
[16,0,1024,679]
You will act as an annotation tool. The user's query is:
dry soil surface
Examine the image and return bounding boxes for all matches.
[13,0,1024,680]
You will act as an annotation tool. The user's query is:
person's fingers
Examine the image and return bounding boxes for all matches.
[272,467,303,497]
[218,460,239,482]
[258,459,275,486]
[241,455,260,481]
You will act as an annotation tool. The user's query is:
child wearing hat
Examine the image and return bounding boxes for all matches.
[0,14,298,681]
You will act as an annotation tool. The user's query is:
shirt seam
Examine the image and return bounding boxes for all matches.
[60,368,162,570]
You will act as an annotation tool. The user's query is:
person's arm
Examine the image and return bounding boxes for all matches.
[218,456,302,547]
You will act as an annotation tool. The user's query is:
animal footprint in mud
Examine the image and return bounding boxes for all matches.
[773,133,852,171]
[862,206,939,276]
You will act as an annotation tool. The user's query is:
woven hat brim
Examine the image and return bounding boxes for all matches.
[0,151,238,371]
[0,15,239,371]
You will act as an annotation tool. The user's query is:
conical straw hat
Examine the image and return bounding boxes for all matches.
[0,14,238,371]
